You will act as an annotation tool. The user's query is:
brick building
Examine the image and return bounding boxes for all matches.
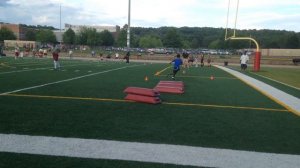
[0,23,31,40]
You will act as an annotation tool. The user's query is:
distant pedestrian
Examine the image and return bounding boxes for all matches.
[125,51,130,63]
[14,47,19,60]
[38,48,43,58]
[240,51,249,71]
[207,55,212,67]
[91,50,95,57]
[200,53,204,67]
[52,49,60,70]
[68,50,73,59]
[43,49,48,57]
[99,53,104,61]
[182,52,189,68]
[194,55,199,67]
[115,52,119,59]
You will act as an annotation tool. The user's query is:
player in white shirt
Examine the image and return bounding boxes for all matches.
[240,51,249,71]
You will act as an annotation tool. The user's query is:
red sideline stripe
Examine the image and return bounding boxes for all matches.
[125,94,161,104]
[154,86,184,94]
[124,87,160,97]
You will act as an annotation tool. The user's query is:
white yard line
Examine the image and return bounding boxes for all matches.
[0,134,299,168]
[0,62,99,75]
[0,65,139,95]
[216,65,300,116]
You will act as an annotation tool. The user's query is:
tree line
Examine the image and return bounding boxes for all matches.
[1,24,299,49]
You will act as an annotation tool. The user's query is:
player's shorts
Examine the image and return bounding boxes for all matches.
[241,64,247,69]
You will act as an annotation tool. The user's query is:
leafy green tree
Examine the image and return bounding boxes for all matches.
[116,29,127,47]
[36,29,57,43]
[99,30,114,46]
[75,27,88,45]
[0,27,16,41]
[190,38,200,48]
[285,33,299,49]
[139,35,163,48]
[63,28,76,45]
[75,27,101,47]
[25,29,36,41]
[86,29,99,47]
[163,28,182,48]
[209,39,222,49]
[182,40,191,49]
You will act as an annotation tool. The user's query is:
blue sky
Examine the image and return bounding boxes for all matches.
[1,0,300,32]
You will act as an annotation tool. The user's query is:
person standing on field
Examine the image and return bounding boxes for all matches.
[52,49,60,70]
[240,51,249,71]
[169,53,183,80]
[68,49,73,59]
[125,51,130,63]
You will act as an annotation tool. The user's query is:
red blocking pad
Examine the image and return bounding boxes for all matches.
[124,87,160,97]
[125,94,161,104]
[158,81,184,87]
[155,81,184,94]
[156,83,184,89]
[154,86,184,94]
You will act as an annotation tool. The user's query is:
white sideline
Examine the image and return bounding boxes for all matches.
[216,65,300,116]
[0,134,300,168]
[0,65,140,95]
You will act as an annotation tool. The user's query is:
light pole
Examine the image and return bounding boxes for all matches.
[59,3,62,46]
[127,0,131,50]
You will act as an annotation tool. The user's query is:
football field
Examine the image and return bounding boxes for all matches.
[0,57,299,168]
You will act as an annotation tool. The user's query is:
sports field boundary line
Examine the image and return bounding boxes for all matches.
[0,65,141,95]
[216,65,300,116]
[1,133,299,168]
[2,93,288,112]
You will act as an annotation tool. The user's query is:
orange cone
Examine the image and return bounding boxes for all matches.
[144,76,149,81]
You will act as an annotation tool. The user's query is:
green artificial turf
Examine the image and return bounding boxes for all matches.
[0,57,300,167]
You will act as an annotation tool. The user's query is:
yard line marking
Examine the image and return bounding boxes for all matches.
[0,65,141,95]
[0,62,104,75]
[216,65,300,116]
[163,102,288,112]
[5,94,132,103]
[0,67,50,74]
[250,72,300,91]
[155,66,172,76]
[1,133,300,168]
[2,93,288,112]
[0,62,14,68]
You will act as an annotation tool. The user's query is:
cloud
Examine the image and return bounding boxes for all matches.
[0,0,300,32]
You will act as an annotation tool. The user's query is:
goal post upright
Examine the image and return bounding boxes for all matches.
[225,0,261,71]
